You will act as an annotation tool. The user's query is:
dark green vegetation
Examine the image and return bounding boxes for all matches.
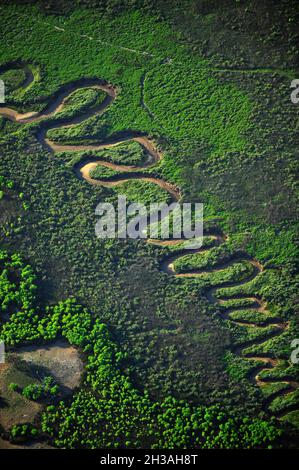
[21,376,59,401]
[0,0,298,448]
[0,251,281,447]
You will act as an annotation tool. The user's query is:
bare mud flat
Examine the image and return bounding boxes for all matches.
[14,340,83,391]
[0,437,54,449]
[0,361,42,433]
[0,340,83,447]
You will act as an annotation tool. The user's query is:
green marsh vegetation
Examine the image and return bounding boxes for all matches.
[0,249,282,448]
[0,0,298,447]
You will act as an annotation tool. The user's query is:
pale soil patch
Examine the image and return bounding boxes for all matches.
[15,340,83,391]
[0,340,83,442]
[0,362,41,432]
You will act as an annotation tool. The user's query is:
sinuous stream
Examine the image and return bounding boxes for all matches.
[0,63,297,417]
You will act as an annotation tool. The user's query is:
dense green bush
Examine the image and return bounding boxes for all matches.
[22,376,59,401]
[0,0,298,447]
[0,250,282,448]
